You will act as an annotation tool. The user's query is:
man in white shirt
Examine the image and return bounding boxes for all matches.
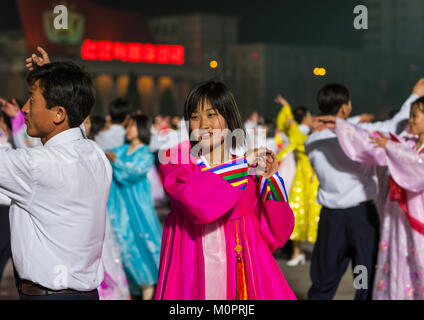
[3,57,112,299]
[0,110,12,288]
[94,98,130,150]
[305,80,424,300]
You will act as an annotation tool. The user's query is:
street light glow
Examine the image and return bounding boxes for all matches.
[313,67,327,76]
[210,60,218,69]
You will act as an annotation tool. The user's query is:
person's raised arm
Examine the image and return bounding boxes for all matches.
[161,163,244,225]
[334,117,387,166]
[25,46,51,71]
[358,78,424,132]
[160,143,244,225]
[0,148,34,207]
[275,94,293,134]
[1,99,24,134]
[347,113,375,125]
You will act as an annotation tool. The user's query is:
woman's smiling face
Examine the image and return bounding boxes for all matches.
[409,102,424,136]
[189,100,227,151]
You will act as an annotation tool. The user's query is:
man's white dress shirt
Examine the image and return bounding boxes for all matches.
[305,93,419,209]
[0,137,12,206]
[94,124,126,151]
[0,128,112,291]
[13,124,42,149]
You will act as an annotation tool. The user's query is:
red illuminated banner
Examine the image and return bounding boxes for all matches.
[81,39,185,65]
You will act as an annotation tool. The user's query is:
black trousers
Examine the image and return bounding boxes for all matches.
[308,202,380,300]
[19,289,99,300]
[0,206,11,286]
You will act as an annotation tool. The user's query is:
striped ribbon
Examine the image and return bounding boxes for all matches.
[258,173,288,202]
[197,155,249,190]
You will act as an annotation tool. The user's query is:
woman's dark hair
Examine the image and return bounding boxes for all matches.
[264,120,276,138]
[317,84,350,115]
[89,115,106,140]
[0,109,12,132]
[109,98,131,124]
[412,97,424,113]
[26,61,95,128]
[131,114,151,145]
[183,81,246,149]
[293,106,310,124]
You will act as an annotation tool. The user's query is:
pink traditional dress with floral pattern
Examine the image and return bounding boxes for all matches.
[154,141,296,300]
[335,118,424,300]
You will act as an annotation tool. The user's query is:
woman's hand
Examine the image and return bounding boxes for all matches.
[105,151,117,163]
[274,94,289,106]
[262,150,278,178]
[25,46,51,71]
[369,131,389,148]
[246,147,278,178]
[0,98,20,118]
[359,113,375,123]
[246,147,265,168]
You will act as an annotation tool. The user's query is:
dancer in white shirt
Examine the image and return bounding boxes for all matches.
[305,80,424,300]
[2,48,113,300]
[94,98,130,150]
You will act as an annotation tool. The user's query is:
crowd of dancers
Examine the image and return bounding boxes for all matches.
[0,46,423,300]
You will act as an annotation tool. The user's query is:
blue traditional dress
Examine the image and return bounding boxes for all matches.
[107,143,162,292]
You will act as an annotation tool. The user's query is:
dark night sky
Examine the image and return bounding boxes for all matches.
[1,0,364,49]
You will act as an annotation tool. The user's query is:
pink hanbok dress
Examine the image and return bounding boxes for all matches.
[335,118,424,300]
[154,142,297,300]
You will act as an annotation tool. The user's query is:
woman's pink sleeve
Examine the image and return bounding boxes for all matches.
[257,196,295,253]
[10,110,25,134]
[160,162,244,225]
[335,117,387,166]
[385,141,424,193]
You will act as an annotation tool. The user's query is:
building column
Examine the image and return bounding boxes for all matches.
[151,76,160,116]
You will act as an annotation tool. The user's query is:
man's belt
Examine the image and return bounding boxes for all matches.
[358,200,374,206]
[19,279,81,296]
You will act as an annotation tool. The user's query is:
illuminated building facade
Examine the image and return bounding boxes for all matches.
[2,0,239,118]
[0,0,423,120]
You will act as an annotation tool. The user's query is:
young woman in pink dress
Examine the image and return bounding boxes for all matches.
[154,81,296,300]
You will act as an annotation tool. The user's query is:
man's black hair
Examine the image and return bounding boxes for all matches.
[293,106,310,124]
[109,98,131,124]
[317,84,350,115]
[27,62,95,128]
